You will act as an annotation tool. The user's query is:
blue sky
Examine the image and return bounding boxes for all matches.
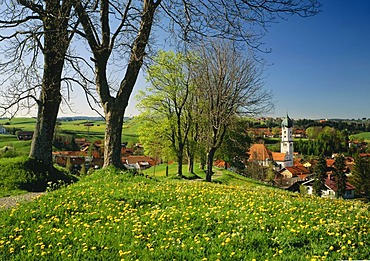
[57,0,370,120]
[261,0,370,119]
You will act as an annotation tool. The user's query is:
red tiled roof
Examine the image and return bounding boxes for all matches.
[122,156,156,166]
[284,166,310,176]
[248,144,273,161]
[325,175,355,192]
[271,152,286,162]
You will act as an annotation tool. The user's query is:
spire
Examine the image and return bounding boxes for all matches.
[282,114,293,128]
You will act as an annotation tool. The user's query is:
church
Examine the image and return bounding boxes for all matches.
[248,114,294,169]
[272,114,294,169]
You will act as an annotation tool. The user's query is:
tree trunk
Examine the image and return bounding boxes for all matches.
[103,105,125,168]
[29,90,61,170]
[188,155,194,174]
[28,5,71,170]
[177,144,184,177]
[206,147,217,182]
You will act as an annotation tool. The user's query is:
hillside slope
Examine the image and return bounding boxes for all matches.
[0,168,369,260]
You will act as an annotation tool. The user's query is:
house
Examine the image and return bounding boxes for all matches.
[271,152,292,170]
[323,175,355,199]
[279,165,311,180]
[122,155,157,170]
[301,175,355,199]
[17,131,34,140]
[247,144,273,167]
[0,125,7,134]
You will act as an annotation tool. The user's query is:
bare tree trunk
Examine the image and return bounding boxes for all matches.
[206,147,217,182]
[29,88,61,170]
[29,10,69,170]
[177,149,183,177]
[103,105,125,168]
[187,153,194,173]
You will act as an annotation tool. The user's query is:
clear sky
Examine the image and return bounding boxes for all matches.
[57,0,370,120]
[262,0,370,120]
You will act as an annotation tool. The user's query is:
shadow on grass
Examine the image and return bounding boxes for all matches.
[0,157,78,193]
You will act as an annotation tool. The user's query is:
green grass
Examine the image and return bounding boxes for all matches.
[0,118,36,132]
[0,157,77,197]
[0,167,369,260]
[350,132,370,142]
[0,117,141,144]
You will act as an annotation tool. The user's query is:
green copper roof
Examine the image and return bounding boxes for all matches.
[282,114,293,128]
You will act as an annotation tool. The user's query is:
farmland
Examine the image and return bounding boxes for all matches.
[0,117,140,145]
[0,167,369,260]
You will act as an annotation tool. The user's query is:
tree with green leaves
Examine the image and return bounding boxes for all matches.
[216,118,252,170]
[351,155,370,199]
[313,156,326,196]
[335,154,347,198]
[71,0,320,169]
[137,51,195,177]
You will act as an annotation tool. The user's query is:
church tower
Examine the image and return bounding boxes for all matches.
[280,114,294,167]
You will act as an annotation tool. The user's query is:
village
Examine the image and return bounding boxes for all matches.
[5,115,362,200]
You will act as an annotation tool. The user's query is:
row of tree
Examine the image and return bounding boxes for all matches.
[295,126,348,156]
[0,1,320,174]
[137,46,270,181]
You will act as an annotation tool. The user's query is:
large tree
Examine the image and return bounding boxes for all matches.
[313,155,327,196]
[0,1,76,170]
[137,50,194,177]
[335,154,347,198]
[193,41,273,181]
[72,0,320,169]
[351,155,370,199]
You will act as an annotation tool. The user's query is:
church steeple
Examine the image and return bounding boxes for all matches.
[282,114,293,128]
[280,114,294,167]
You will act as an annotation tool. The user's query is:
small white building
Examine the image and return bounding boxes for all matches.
[302,176,355,199]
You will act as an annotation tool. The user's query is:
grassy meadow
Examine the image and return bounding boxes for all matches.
[0,117,140,196]
[0,117,140,144]
[350,132,370,142]
[0,167,369,260]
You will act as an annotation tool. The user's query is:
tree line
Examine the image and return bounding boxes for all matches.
[0,0,320,177]
[137,46,271,181]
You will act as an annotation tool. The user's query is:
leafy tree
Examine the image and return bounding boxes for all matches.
[137,51,194,177]
[72,0,320,169]
[335,154,346,198]
[351,155,370,199]
[313,156,326,196]
[217,118,251,170]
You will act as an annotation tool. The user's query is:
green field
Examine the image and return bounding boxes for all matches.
[0,117,140,145]
[0,167,369,260]
[350,132,370,142]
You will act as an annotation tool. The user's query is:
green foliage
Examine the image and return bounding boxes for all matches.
[299,184,308,194]
[0,157,77,195]
[217,117,251,170]
[313,156,327,196]
[351,156,370,198]
[0,169,369,260]
[335,154,347,198]
[295,127,348,156]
